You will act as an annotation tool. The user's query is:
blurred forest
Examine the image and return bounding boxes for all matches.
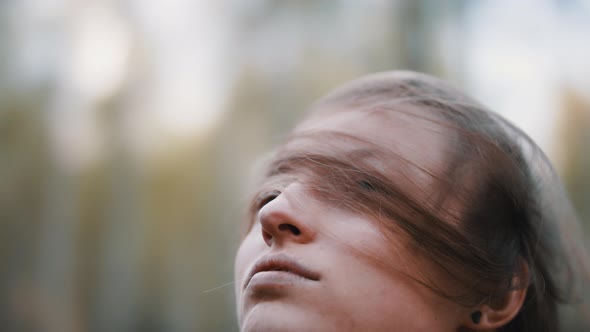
[0,0,589,331]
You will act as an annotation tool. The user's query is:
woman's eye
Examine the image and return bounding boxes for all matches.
[358,180,375,191]
[256,191,280,210]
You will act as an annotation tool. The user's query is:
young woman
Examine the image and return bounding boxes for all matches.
[234,71,588,331]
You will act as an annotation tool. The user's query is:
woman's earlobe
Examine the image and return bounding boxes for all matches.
[462,261,529,330]
[470,311,482,324]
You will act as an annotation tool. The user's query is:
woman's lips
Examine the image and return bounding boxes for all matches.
[244,253,320,290]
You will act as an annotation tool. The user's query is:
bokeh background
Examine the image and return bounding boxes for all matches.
[1,0,589,331]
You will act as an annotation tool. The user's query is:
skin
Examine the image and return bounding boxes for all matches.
[235,107,473,331]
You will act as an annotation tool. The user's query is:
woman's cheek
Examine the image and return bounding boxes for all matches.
[234,225,264,294]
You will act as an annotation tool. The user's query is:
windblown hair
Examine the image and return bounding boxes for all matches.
[245,71,588,331]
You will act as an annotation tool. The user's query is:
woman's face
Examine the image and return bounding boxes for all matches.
[234,108,469,331]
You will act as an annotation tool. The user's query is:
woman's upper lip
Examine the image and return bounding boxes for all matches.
[244,253,320,289]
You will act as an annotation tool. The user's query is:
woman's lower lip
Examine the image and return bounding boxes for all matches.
[246,271,313,290]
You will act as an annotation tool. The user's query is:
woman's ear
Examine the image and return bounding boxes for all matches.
[462,260,529,330]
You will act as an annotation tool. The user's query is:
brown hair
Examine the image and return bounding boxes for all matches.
[244,71,589,331]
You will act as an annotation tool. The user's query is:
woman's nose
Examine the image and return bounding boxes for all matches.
[258,186,316,247]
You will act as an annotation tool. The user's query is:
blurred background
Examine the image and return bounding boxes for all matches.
[1,0,589,331]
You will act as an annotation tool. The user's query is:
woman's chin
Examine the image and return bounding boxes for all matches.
[239,302,321,332]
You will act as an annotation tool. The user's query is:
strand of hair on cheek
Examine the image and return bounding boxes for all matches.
[201,279,241,294]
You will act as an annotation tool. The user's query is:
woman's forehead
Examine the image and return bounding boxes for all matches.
[293,105,452,183]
